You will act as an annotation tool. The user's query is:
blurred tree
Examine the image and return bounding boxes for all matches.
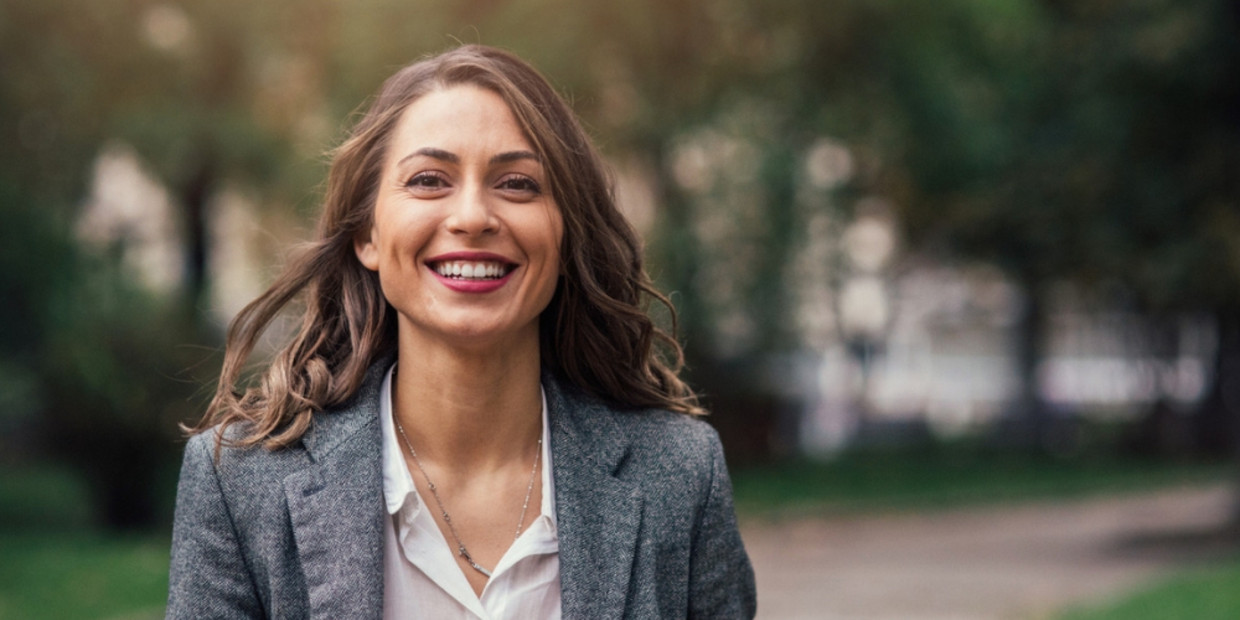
[871,0,1079,446]
[503,0,1240,462]
[0,0,286,527]
[5,0,1235,504]
[1077,0,1240,456]
[0,180,76,457]
[883,0,1240,454]
[38,262,211,529]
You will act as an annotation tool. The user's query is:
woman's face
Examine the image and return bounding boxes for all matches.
[355,84,563,351]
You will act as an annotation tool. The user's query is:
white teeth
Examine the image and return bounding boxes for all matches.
[434,261,509,280]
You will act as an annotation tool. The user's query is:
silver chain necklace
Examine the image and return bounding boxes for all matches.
[394,416,542,579]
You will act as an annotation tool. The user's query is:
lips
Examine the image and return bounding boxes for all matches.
[431,260,514,280]
[425,252,518,292]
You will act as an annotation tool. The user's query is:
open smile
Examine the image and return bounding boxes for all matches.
[424,252,520,293]
[430,260,516,281]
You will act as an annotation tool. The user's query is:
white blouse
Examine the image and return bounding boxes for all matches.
[379,365,562,619]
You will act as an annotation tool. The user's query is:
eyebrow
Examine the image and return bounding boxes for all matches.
[489,150,540,165]
[396,148,540,168]
[398,147,458,167]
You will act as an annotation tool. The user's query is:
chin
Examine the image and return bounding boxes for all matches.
[433,321,537,347]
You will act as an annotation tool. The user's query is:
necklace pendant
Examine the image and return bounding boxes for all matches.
[470,561,494,578]
[459,547,493,578]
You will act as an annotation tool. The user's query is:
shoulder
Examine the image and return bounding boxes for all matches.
[176,426,313,536]
[612,407,723,469]
[542,372,755,617]
[179,361,386,513]
[181,425,312,485]
[543,372,724,489]
[185,356,391,480]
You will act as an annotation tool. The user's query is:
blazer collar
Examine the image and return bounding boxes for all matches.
[283,357,390,619]
[300,357,391,463]
[543,371,643,620]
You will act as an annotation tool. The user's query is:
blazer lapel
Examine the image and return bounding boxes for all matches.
[546,375,643,620]
[283,363,389,619]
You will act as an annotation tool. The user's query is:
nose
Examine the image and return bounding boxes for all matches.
[445,185,499,236]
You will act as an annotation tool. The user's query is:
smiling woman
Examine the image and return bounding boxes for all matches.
[167,45,755,619]
[355,85,564,351]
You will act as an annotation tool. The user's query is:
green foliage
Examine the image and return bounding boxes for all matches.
[0,464,95,531]
[36,259,214,529]
[0,179,76,440]
[0,181,75,360]
[1058,557,1240,620]
[891,0,1240,308]
[0,141,213,529]
[0,161,212,529]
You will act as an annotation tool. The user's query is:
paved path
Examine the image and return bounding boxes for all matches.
[741,484,1237,620]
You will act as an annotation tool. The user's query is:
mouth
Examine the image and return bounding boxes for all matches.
[429,259,516,281]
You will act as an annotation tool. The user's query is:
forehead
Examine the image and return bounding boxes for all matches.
[386,85,534,163]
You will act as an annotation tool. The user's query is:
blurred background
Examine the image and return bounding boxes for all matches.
[1,0,1238,618]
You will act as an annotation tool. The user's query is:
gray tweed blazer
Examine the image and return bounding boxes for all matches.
[166,361,757,619]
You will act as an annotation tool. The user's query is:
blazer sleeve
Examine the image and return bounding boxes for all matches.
[166,432,264,619]
[688,430,757,619]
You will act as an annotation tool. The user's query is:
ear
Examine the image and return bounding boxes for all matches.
[353,227,380,272]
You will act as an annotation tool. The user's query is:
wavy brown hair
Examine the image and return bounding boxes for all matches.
[191,45,702,450]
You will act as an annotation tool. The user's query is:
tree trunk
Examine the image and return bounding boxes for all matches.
[1195,310,1240,454]
[1002,276,1051,450]
[1195,307,1240,527]
[180,151,215,317]
[89,439,162,530]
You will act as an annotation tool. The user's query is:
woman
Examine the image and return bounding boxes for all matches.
[167,44,756,619]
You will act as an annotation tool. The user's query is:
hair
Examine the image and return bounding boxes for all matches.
[190,44,703,451]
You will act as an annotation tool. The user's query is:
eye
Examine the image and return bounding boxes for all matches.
[405,171,449,191]
[496,174,542,196]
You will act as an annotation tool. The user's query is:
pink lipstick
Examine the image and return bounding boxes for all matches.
[426,251,518,294]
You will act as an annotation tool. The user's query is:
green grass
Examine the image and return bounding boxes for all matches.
[0,465,170,619]
[1057,557,1240,620]
[730,446,1234,518]
[0,532,169,620]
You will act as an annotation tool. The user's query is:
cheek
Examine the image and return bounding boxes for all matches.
[545,219,565,281]
[376,213,433,263]
[531,214,564,303]
[547,210,565,261]
[370,222,433,299]
[375,267,406,309]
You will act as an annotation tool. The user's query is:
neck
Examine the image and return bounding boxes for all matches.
[391,327,544,471]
